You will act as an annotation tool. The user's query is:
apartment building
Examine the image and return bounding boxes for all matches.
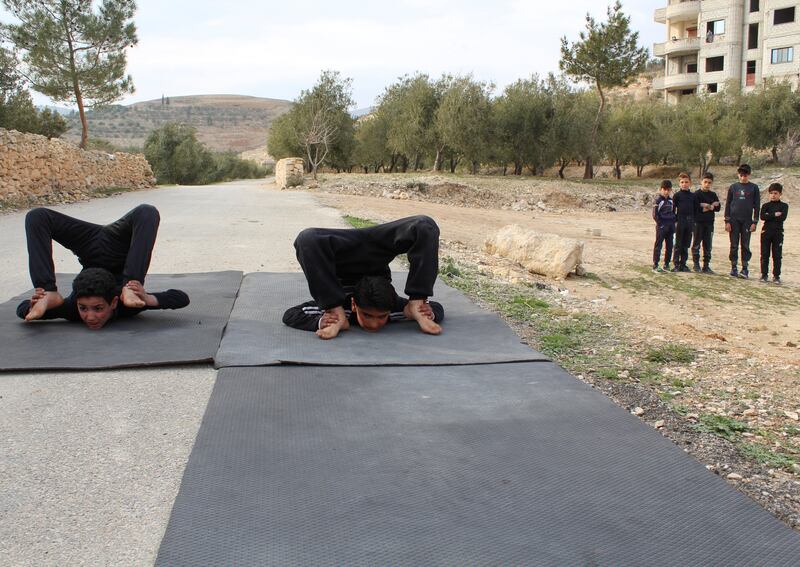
[654,1,800,103]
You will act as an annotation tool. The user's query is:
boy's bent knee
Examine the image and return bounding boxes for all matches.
[131,204,160,225]
[25,207,52,228]
[409,215,439,237]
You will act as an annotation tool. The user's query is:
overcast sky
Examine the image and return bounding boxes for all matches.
[5,0,665,109]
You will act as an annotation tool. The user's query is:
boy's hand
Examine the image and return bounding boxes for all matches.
[725,223,732,232]
[775,211,783,217]
[749,223,756,232]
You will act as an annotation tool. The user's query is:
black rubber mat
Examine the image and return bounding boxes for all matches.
[214,272,547,367]
[156,364,800,566]
[0,271,242,371]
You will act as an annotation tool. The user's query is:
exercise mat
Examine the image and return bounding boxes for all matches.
[0,271,242,371]
[214,272,547,367]
[156,363,800,566]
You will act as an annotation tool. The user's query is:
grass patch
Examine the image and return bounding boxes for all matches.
[92,186,132,197]
[738,442,797,470]
[343,215,377,229]
[646,344,696,364]
[696,414,750,440]
[596,368,620,380]
[439,257,462,278]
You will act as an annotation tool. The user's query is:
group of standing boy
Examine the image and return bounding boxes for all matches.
[652,164,789,284]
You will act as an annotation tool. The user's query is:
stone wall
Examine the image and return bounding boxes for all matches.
[275,157,304,189]
[0,128,155,205]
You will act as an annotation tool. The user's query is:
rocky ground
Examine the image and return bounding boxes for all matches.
[306,170,800,530]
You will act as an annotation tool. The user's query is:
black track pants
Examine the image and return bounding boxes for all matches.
[672,219,694,266]
[653,223,675,266]
[728,219,753,267]
[760,229,784,278]
[691,222,714,264]
[25,204,160,291]
[293,215,440,310]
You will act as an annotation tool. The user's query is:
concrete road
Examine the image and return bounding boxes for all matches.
[0,179,347,566]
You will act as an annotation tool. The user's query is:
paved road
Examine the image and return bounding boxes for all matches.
[0,180,347,566]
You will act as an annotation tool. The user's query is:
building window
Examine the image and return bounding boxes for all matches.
[706,56,725,72]
[706,20,725,40]
[707,83,718,93]
[774,7,795,25]
[687,62,698,73]
[680,89,696,96]
[748,23,758,49]
[746,60,756,86]
[750,0,759,12]
[771,47,794,64]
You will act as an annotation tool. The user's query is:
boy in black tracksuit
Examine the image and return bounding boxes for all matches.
[288,215,443,339]
[19,204,188,326]
[671,172,695,272]
[759,183,789,284]
[691,171,721,273]
[652,180,676,273]
[724,164,760,279]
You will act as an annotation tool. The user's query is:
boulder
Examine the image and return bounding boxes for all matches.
[484,224,584,280]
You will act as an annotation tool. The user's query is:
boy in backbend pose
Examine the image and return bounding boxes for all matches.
[283,215,444,339]
[17,205,189,328]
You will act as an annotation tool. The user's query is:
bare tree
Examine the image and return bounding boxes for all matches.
[300,102,337,180]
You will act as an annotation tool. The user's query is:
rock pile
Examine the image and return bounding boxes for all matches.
[0,128,154,206]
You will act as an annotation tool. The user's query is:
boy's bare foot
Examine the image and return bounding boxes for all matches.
[315,306,349,340]
[121,281,147,308]
[25,289,64,321]
[404,299,442,335]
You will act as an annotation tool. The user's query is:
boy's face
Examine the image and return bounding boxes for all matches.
[659,187,672,197]
[351,298,390,332]
[77,295,118,330]
[769,190,782,202]
[679,178,691,190]
[738,172,750,183]
[701,178,713,191]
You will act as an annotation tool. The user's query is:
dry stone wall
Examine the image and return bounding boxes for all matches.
[0,128,155,207]
[275,157,304,189]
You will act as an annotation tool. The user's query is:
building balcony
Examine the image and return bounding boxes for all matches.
[653,37,701,57]
[666,0,700,22]
[655,7,667,23]
[653,73,700,90]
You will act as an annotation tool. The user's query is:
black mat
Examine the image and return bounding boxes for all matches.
[157,363,800,566]
[214,272,547,367]
[0,271,242,371]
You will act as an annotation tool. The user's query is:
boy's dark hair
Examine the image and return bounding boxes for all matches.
[353,276,396,311]
[72,268,118,303]
[768,182,783,194]
[702,171,714,181]
[678,172,691,180]
[660,179,673,189]
[737,163,752,175]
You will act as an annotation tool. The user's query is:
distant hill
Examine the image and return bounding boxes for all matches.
[62,94,293,158]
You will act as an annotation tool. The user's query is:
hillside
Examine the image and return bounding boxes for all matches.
[63,95,292,159]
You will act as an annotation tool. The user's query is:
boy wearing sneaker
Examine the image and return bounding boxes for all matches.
[759,183,789,284]
[724,164,760,278]
[671,172,695,272]
[652,180,676,273]
[692,172,721,273]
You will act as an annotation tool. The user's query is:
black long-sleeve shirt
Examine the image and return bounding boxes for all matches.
[724,182,760,224]
[16,289,190,322]
[760,201,789,232]
[673,188,695,220]
[693,190,721,223]
[282,294,444,332]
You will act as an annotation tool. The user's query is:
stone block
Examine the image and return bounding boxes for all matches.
[484,224,585,280]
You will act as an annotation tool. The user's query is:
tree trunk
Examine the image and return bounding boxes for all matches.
[433,147,443,171]
[585,83,607,179]
[558,159,567,179]
[400,156,409,173]
[636,165,644,177]
[449,157,457,173]
[471,160,478,175]
[413,153,421,171]
[614,160,621,179]
[502,165,507,176]
[772,146,779,163]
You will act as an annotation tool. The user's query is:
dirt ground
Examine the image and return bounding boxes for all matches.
[303,171,800,529]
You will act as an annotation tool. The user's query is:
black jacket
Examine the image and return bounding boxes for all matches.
[16,289,189,322]
[282,294,444,332]
[694,190,721,223]
[760,201,789,232]
[673,189,696,220]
